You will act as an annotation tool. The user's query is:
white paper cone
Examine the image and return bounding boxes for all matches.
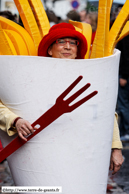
[0,49,120,194]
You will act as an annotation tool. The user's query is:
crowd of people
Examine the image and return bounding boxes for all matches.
[0,1,128,188]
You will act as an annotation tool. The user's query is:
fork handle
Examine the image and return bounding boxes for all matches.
[0,103,65,163]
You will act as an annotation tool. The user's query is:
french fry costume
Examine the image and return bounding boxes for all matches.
[0,0,128,192]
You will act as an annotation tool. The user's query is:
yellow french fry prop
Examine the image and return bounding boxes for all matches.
[90,0,107,58]
[69,20,92,59]
[5,30,29,55]
[90,0,112,58]
[28,0,50,37]
[0,22,16,55]
[0,17,37,56]
[108,0,129,55]
[14,0,41,51]
[104,0,113,56]
[4,32,17,55]
[74,26,82,33]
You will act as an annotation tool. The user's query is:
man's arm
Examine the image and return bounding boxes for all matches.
[0,100,18,136]
[110,113,124,174]
[0,100,36,141]
[112,113,123,149]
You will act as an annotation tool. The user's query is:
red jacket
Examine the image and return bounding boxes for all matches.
[91,31,96,44]
[0,140,3,151]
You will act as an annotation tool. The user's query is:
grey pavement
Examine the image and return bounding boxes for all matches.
[0,160,17,194]
[107,142,129,194]
[0,159,128,194]
[107,175,128,194]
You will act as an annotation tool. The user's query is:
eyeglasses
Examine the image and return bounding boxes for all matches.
[55,39,79,47]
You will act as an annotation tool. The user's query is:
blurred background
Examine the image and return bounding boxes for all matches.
[0,0,126,22]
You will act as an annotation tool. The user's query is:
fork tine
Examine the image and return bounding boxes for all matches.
[56,76,83,103]
[68,91,98,112]
[66,83,91,104]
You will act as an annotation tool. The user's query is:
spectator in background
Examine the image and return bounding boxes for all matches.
[115,4,123,17]
[0,10,24,27]
[116,35,129,142]
[59,10,81,24]
[46,9,61,26]
[79,9,87,22]
[0,10,17,22]
[59,19,69,23]
[85,12,98,44]
[110,4,123,28]
[110,4,129,142]
[66,10,81,22]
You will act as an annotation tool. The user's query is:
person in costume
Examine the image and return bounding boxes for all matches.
[38,23,123,175]
[0,23,123,175]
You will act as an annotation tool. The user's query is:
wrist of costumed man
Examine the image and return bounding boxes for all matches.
[12,117,22,127]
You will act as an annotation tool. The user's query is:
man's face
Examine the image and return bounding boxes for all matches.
[48,38,78,59]
[79,10,87,22]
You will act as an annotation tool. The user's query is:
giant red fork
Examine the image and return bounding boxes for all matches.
[0,76,98,162]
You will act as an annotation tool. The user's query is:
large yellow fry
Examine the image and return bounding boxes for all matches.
[0,17,37,56]
[90,0,114,58]
[4,32,17,55]
[14,0,41,51]
[116,21,129,43]
[5,30,29,55]
[90,0,108,58]
[28,0,50,38]
[104,0,113,56]
[108,0,129,55]
[0,22,16,55]
[69,20,92,59]
[74,26,82,33]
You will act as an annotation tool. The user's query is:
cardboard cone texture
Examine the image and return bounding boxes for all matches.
[0,50,120,193]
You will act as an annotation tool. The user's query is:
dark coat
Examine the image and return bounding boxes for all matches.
[117,35,129,79]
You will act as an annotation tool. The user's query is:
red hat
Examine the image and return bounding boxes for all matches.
[38,23,87,59]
